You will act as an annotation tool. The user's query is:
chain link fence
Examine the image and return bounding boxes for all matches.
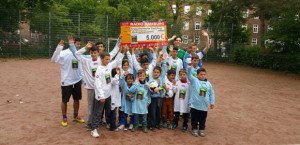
[0,10,235,60]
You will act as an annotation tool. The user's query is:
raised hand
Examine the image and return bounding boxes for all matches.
[201,30,209,37]
[85,41,93,49]
[58,40,64,46]
[169,45,174,52]
[68,35,74,44]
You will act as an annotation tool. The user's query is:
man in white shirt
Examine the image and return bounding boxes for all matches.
[51,37,85,127]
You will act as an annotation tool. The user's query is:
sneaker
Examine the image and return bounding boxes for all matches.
[131,126,137,132]
[167,124,173,129]
[172,124,178,129]
[192,129,199,137]
[73,116,85,123]
[124,128,128,131]
[149,127,156,132]
[118,125,125,130]
[162,122,168,128]
[129,124,134,130]
[199,130,205,137]
[155,125,161,130]
[181,126,188,132]
[91,129,100,138]
[142,127,148,133]
[106,124,110,129]
[61,118,68,127]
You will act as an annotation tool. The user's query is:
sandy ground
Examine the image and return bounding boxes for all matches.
[0,59,299,145]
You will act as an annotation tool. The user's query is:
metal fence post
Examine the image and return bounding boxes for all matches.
[49,12,51,58]
[19,10,21,57]
[106,15,108,51]
[78,13,80,38]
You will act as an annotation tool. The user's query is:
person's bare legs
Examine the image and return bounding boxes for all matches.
[73,100,79,117]
[61,102,67,117]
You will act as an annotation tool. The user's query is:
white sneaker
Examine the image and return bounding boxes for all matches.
[118,125,125,130]
[91,129,100,138]
[199,130,205,137]
[129,124,133,130]
[106,124,110,129]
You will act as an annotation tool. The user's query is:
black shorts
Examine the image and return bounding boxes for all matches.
[61,80,82,103]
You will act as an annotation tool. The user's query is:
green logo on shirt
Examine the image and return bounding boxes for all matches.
[72,60,78,69]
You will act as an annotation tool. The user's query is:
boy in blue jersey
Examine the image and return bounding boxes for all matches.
[187,66,215,137]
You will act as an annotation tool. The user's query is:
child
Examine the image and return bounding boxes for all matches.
[127,70,151,133]
[163,46,183,80]
[110,68,121,131]
[187,66,215,137]
[131,46,157,82]
[183,30,210,69]
[75,41,100,126]
[89,47,126,138]
[148,52,167,131]
[161,70,176,129]
[173,69,190,131]
[118,73,135,130]
[51,37,85,127]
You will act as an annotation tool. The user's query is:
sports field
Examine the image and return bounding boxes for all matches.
[0,59,299,145]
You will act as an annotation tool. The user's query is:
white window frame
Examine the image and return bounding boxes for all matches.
[196,6,202,16]
[243,10,249,18]
[184,5,190,15]
[254,16,259,19]
[182,35,188,44]
[253,24,258,33]
[195,22,201,30]
[208,9,212,15]
[242,24,247,31]
[194,36,200,44]
[183,21,189,30]
[252,38,257,46]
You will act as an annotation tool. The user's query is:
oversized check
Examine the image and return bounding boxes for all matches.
[120,21,168,47]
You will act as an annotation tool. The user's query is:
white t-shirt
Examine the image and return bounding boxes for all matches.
[51,45,83,86]
[94,53,124,100]
[75,47,101,89]
[174,80,190,113]
[111,74,121,110]
[166,56,183,80]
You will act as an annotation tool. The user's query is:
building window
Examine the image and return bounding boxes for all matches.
[172,5,176,14]
[182,35,188,44]
[242,24,247,31]
[252,38,257,46]
[184,5,190,15]
[195,22,201,30]
[253,24,258,33]
[196,6,202,16]
[194,36,200,44]
[208,9,212,15]
[183,21,189,30]
[242,10,249,18]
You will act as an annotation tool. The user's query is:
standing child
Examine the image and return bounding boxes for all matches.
[118,73,135,130]
[148,52,167,131]
[89,47,125,138]
[173,69,190,131]
[110,68,121,131]
[127,70,151,133]
[187,66,215,137]
[161,70,176,129]
[75,41,100,127]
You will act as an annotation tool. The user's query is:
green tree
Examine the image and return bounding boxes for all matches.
[204,0,249,50]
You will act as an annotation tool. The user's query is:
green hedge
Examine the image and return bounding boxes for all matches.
[205,47,300,74]
[232,47,300,73]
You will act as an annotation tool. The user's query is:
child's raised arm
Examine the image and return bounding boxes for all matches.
[187,66,197,86]
[51,40,64,64]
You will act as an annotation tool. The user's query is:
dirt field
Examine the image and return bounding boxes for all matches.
[0,59,299,145]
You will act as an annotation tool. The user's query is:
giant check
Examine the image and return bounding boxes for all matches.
[120,21,168,47]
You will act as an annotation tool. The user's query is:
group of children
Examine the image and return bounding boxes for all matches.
[51,30,215,138]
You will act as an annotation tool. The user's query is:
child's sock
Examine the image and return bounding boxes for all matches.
[63,115,67,119]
